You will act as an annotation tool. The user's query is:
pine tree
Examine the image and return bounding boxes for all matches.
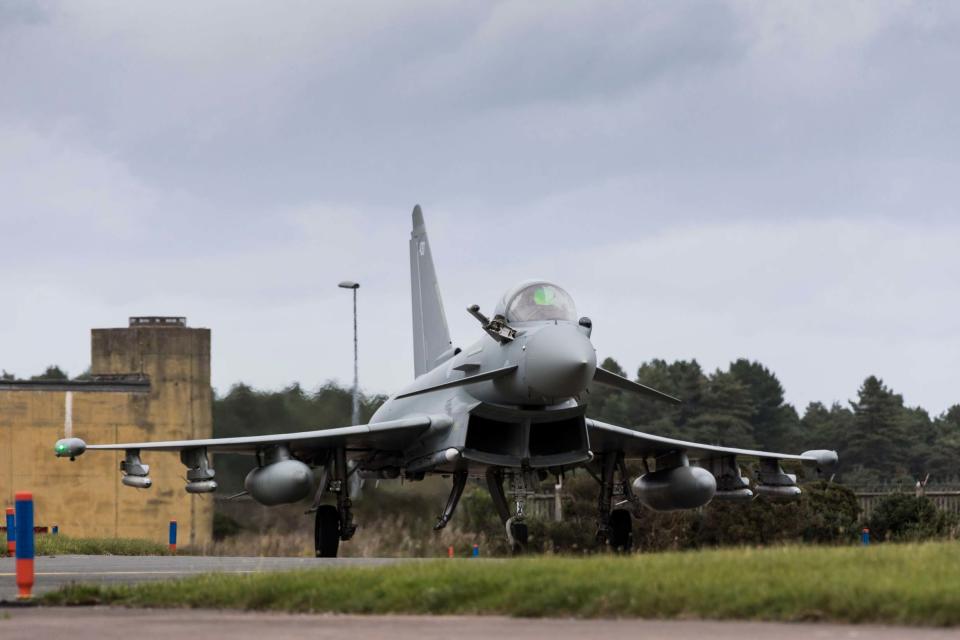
[687,369,756,449]
[729,359,802,452]
[847,376,910,478]
[30,365,69,381]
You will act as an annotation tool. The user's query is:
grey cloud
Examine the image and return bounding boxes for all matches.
[0,0,47,30]
[0,1,958,413]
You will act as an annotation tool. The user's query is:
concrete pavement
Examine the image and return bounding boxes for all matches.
[2,608,959,640]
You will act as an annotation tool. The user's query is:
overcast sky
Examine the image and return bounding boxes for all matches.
[1,1,957,416]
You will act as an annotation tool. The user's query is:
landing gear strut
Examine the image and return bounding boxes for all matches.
[595,452,617,544]
[486,467,511,524]
[593,451,634,551]
[435,470,468,530]
[334,447,358,542]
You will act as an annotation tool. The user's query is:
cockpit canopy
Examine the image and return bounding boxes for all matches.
[495,281,577,323]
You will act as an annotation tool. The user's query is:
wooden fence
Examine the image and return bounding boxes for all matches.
[525,486,960,523]
[856,489,960,521]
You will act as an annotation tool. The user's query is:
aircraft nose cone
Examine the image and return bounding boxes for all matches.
[524,324,597,399]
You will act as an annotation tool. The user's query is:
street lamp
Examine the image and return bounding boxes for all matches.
[338,281,360,425]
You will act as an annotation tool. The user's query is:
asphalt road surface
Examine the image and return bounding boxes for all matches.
[0,554,408,601]
[2,608,959,640]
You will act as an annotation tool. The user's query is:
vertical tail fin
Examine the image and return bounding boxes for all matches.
[410,205,453,377]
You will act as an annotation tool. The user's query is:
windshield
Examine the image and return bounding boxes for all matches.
[504,283,577,322]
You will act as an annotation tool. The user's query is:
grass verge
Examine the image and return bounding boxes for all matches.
[33,535,171,556]
[42,542,960,625]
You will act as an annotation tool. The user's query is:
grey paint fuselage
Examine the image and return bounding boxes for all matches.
[371,318,597,472]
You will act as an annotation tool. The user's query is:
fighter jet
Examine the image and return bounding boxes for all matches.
[55,206,838,557]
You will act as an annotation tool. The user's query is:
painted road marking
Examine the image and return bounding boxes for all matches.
[0,570,260,577]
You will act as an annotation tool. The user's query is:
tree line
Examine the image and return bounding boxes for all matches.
[590,357,960,487]
[208,357,959,489]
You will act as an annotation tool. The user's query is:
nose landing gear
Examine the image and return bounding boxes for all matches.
[486,466,536,553]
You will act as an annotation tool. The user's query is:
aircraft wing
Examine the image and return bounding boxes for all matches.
[58,415,449,456]
[586,418,837,471]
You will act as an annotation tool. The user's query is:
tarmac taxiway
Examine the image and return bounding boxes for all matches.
[3,608,960,640]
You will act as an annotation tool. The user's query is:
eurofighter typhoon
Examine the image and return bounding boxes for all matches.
[55,206,838,556]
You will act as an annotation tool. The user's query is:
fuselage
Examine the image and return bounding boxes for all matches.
[372,319,596,422]
[374,279,597,420]
[370,281,597,473]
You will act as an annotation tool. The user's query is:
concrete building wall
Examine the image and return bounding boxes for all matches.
[0,319,213,546]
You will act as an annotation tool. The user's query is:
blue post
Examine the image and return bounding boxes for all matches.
[861,527,870,546]
[15,492,35,599]
[168,520,177,553]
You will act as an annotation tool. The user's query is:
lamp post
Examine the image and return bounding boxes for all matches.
[338,281,360,425]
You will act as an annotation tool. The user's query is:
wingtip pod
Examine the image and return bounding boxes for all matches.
[801,449,839,473]
[54,438,86,459]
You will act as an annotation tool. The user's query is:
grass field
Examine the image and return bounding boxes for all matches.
[32,535,171,556]
[42,542,960,625]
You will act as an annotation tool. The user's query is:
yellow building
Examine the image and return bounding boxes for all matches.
[0,317,212,546]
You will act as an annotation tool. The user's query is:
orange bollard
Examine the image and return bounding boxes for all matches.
[447,545,454,558]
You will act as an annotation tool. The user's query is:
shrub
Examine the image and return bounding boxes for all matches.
[798,481,861,544]
[868,493,958,542]
[213,512,243,541]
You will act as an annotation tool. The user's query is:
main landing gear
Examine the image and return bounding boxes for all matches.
[593,451,635,553]
[313,448,357,558]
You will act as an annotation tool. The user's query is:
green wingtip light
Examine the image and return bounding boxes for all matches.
[54,439,85,457]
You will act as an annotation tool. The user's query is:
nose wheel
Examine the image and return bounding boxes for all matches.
[506,517,529,553]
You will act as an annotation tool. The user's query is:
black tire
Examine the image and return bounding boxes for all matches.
[608,508,633,553]
[315,505,340,558]
[510,521,529,554]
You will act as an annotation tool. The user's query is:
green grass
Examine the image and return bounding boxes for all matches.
[42,542,960,625]
[33,534,171,556]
